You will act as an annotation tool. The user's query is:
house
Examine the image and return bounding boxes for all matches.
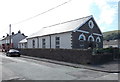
[26,15,103,49]
[0,38,3,49]
[1,31,26,51]
[103,40,120,48]
[18,38,27,48]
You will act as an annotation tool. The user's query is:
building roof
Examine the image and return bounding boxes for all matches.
[27,15,92,39]
[103,40,120,45]
[2,33,18,40]
[19,38,27,43]
[2,32,26,40]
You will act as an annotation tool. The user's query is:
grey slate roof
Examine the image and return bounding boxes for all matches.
[2,33,18,40]
[27,15,92,39]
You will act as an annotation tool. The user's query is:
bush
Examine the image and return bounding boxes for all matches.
[93,48,114,54]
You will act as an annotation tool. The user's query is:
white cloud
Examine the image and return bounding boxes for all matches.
[107,0,120,2]
[0,0,118,37]
[92,0,118,32]
[9,0,93,36]
[94,0,117,24]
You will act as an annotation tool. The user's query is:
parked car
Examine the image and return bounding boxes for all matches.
[6,49,21,57]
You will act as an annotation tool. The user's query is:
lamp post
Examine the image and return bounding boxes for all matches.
[9,24,11,49]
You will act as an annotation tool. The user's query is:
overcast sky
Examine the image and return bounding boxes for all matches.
[0,0,119,38]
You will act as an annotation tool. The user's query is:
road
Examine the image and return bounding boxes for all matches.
[0,52,118,81]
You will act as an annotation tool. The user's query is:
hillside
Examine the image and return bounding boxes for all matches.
[103,30,120,40]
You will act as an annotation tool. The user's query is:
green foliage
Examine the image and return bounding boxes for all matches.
[93,48,114,54]
[103,30,120,40]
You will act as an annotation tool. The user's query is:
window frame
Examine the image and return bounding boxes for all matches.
[78,33,86,41]
[55,37,60,49]
[88,34,95,42]
[42,38,46,48]
[88,20,94,29]
[96,36,101,43]
[32,39,35,48]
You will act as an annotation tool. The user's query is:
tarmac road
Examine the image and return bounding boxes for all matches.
[0,52,119,80]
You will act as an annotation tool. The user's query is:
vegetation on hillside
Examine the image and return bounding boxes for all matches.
[103,30,120,40]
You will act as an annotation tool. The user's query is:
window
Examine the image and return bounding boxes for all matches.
[42,39,46,48]
[96,37,101,48]
[56,46,60,48]
[22,43,23,47]
[25,43,27,48]
[88,20,94,29]
[96,37,101,42]
[88,34,94,42]
[80,36,84,40]
[89,37,93,41]
[78,33,86,41]
[55,37,60,48]
[32,40,35,48]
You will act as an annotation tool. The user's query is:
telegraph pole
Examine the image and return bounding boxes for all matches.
[9,24,11,49]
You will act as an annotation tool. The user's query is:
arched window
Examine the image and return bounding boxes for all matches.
[96,37,101,42]
[78,33,86,41]
[88,34,94,42]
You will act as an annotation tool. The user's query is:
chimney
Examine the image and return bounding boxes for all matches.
[7,34,9,37]
[22,33,25,36]
[18,30,21,33]
[12,32,14,35]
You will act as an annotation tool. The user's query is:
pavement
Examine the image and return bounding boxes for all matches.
[21,55,120,73]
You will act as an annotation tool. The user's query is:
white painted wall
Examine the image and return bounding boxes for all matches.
[0,40,2,49]
[18,43,27,48]
[27,38,38,48]
[27,39,32,48]
[51,32,72,49]
[28,32,72,49]
[2,39,6,44]
[34,38,38,48]
[103,45,119,48]
[39,36,50,48]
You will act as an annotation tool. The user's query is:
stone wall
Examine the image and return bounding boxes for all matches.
[18,48,114,64]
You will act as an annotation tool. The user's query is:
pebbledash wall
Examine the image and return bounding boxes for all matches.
[28,32,72,49]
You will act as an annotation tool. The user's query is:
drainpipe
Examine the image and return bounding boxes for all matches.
[37,37,39,48]
[49,35,51,49]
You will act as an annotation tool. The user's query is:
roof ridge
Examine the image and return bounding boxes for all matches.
[60,15,92,24]
[2,32,20,40]
[27,15,93,39]
[43,15,92,28]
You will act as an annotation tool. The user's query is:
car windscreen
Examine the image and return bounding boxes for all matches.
[9,49,19,53]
